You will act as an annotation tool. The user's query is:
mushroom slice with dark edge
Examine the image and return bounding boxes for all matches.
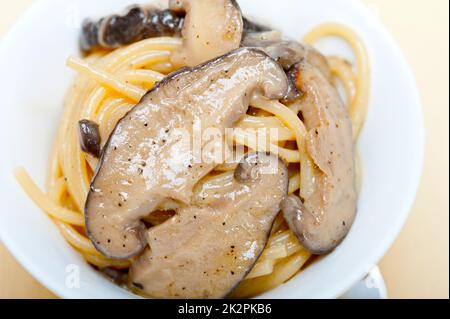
[169,0,244,67]
[129,152,289,298]
[78,119,101,158]
[80,5,184,52]
[281,62,356,254]
[85,48,288,259]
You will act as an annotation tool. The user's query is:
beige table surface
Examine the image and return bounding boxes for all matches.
[0,0,448,299]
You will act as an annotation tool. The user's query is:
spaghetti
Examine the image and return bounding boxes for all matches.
[15,23,369,298]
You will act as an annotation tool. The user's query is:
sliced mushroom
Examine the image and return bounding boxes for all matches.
[85,48,288,259]
[129,152,288,298]
[281,62,356,254]
[80,6,184,52]
[78,119,101,158]
[169,0,244,67]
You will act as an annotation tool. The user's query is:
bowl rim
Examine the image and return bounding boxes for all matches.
[0,0,425,299]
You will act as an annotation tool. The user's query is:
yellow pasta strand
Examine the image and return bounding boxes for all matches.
[250,96,316,200]
[233,250,311,298]
[82,252,131,269]
[55,221,100,256]
[14,168,84,226]
[233,128,301,163]
[67,56,146,102]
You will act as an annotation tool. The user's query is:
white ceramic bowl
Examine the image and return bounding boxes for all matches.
[0,0,424,299]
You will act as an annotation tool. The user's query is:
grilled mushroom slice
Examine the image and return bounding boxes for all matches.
[129,152,288,298]
[85,48,288,259]
[80,6,184,52]
[281,62,356,254]
[170,0,244,67]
